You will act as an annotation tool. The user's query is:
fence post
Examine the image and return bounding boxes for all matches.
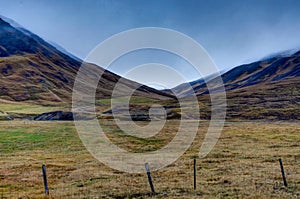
[145,162,155,194]
[194,158,197,190]
[279,159,288,187]
[42,164,49,195]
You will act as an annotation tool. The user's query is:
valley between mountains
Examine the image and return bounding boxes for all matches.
[0,16,299,121]
[0,15,299,199]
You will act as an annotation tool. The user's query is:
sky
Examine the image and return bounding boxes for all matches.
[0,0,300,88]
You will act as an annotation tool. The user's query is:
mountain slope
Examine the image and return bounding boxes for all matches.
[173,50,300,96]
[0,17,174,104]
[171,51,300,120]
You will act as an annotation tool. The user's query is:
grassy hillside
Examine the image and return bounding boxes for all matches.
[192,77,300,121]
[0,17,174,105]
[171,50,300,97]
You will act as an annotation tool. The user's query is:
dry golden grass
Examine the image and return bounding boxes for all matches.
[0,120,299,198]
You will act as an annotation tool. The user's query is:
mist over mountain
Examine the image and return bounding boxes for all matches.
[47,40,82,62]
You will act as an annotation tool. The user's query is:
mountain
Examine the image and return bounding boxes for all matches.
[173,51,300,96]
[259,49,299,61]
[1,16,299,120]
[172,51,300,120]
[0,17,174,104]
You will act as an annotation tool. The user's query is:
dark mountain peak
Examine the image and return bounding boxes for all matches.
[0,16,81,62]
[0,20,40,57]
[0,15,24,29]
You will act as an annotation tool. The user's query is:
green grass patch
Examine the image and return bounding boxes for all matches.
[0,103,66,114]
[96,96,158,106]
[0,122,80,153]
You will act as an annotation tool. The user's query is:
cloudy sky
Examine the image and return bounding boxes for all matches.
[1,0,300,88]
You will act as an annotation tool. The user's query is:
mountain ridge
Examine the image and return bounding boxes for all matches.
[172,50,300,97]
[0,17,174,104]
[0,15,299,121]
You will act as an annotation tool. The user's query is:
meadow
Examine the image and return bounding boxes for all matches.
[0,119,299,198]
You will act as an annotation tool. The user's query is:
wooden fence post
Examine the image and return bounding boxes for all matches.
[194,158,197,190]
[279,158,288,187]
[145,162,155,194]
[42,164,49,195]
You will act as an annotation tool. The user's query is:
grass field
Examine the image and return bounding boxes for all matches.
[0,102,67,121]
[0,120,299,198]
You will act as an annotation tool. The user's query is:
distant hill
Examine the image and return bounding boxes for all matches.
[173,50,300,97]
[172,51,300,120]
[0,17,174,105]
